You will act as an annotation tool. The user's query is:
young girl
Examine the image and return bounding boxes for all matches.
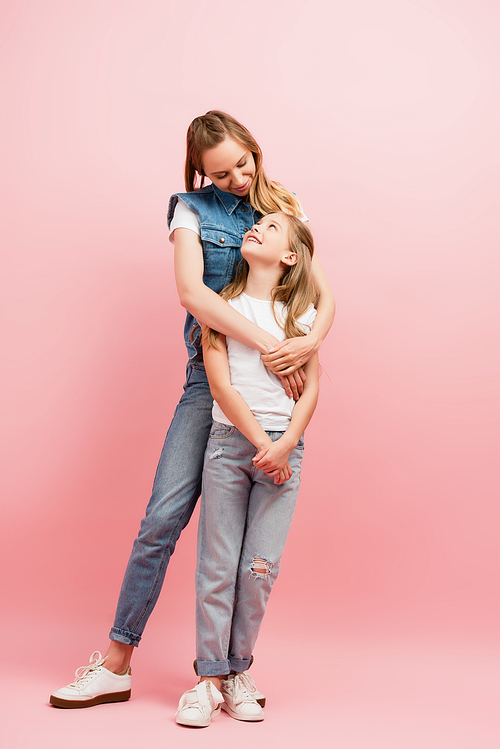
[50,112,333,710]
[176,212,320,727]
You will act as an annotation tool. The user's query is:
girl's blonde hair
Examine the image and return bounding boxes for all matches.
[205,213,319,349]
[185,110,304,217]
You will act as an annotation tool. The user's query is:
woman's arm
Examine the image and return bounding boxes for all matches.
[174,228,278,354]
[174,227,304,399]
[261,255,335,375]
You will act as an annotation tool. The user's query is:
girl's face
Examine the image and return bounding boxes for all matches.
[201,138,256,197]
[241,214,297,267]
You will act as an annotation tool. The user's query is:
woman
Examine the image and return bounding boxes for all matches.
[50,111,334,709]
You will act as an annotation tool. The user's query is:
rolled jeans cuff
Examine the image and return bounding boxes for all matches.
[195,659,231,677]
[229,656,252,673]
[109,627,141,647]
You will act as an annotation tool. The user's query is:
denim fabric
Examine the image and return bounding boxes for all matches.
[167,185,261,359]
[195,422,304,676]
[110,362,213,645]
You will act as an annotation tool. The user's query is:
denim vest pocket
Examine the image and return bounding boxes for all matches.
[201,228,242,289]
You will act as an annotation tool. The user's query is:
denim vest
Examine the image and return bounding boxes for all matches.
[167,184,262,361]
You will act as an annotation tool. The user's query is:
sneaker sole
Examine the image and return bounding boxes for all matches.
[176,705,221,727]
[220,702,264,722]
[49,689,131,709]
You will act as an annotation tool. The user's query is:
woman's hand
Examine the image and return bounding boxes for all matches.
[261,333,319,376]
[278,369,307,401]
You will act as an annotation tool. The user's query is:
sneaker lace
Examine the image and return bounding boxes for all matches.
[235,672,258,696]
[69,651,107,687]
[231,673,256,704]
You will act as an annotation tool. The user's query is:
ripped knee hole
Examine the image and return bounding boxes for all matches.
[251,555,272,575]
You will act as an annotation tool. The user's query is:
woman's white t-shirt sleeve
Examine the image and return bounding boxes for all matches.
[168,200,201,243]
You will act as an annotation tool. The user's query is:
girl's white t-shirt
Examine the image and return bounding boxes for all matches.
[212,293,317,432]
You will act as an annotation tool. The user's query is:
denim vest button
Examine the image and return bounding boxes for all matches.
[244,227,250,232]
[242,206,248,212]
[220,238,225,243]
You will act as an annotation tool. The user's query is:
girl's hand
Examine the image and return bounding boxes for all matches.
[252,437,294,481]
[253,448,293,485]
[261,333,319,376]
[273,464,293,485]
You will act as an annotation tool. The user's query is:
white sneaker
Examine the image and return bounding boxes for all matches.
[235,671,266,707]
[176,680,223,727]
[220,673,265,721]
[50,651,131,708]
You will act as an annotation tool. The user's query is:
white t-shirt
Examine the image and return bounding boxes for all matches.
[168,199,201,241]
[212,293,317,432]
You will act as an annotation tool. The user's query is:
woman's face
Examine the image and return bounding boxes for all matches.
[201,138,256,197]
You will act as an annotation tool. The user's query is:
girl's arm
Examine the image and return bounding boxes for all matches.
[174,228,303,399]
[261,255,335,375]
[204,331,320,485]
[252,353,320,479]
[203,333,277,456]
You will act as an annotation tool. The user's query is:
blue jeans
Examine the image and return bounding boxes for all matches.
[110,361,213,646]
[195,421,304,676]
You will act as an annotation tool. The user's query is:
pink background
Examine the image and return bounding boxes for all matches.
[1,1,498,746]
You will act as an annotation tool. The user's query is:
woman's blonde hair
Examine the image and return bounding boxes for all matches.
[185,110,304,217]
[205,213,319,349]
